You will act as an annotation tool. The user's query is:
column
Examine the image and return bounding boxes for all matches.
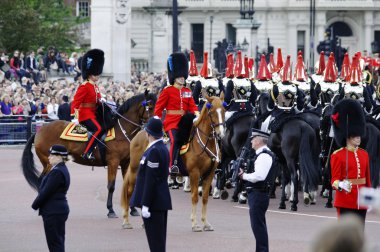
[364,11,373,52]
[151,10,171,73]
[233,18,261,57]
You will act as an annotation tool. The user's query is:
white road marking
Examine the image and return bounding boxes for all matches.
[234,206,380,224]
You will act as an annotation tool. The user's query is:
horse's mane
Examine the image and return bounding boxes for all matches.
[117,93,157,115]
[194,96,219,127]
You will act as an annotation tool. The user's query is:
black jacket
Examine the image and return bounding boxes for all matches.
[130,139,172,211]
[32,162,70,216]
[58,102,72,121]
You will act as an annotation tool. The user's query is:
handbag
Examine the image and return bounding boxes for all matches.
[1,63,10,72]
[50,61,58,70]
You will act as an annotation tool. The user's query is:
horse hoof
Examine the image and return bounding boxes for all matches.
[192,225,202,232]
[130,209,140,217]
[238,199,247,204]
[325,203,333,208]
[108,212,118,218]
[203,225,214,231]
[311,201,316,205]
[225,181,232,189]
[183,187,191,192]
[220,190,229,200]
[278,203,286,209]
[303,197,310,206]
[291,205,298,211]
[122,223,133,229]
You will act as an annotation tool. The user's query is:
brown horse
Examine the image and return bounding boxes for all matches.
[121,93,225,231]
[22,92,157,218]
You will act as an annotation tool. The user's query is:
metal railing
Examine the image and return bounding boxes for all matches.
[0,115,54,144]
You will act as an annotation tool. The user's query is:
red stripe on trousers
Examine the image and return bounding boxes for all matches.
[84,118,102,153]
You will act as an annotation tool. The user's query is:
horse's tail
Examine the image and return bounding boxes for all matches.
[299,124,320,191]
[21,134,40,190]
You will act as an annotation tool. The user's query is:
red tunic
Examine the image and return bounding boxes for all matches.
[330,147,371,210]
[70,80,101,122]
[154,85,198,132]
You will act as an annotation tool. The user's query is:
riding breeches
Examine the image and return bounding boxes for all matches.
[167,129,178,168]
[81,118,104,154]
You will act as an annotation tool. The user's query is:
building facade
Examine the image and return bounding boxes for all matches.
[126,0,380,74]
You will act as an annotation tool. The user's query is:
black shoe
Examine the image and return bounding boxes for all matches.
[82,152,95,161]
[170,165,179,175]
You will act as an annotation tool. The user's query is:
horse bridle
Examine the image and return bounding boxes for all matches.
[114,99,154,142]
[194,104,224,163]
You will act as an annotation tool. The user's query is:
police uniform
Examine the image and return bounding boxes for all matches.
[330,99,371,224]
[240,129,275,252]
[154,52,198,173]
[32,145,70,252]
[71,49,105,160]
[130,117,172,252]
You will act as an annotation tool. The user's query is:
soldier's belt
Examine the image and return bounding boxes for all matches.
[80,103,96,108]
[348,178,366,185]
[166,109,185,115]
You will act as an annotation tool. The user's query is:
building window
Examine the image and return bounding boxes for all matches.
[191,24,204,63]
[226,24,236,46]
[77,1,89,17]
[297,30,305,57]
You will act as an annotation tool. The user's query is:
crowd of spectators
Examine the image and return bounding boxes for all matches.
[0,57,165,123]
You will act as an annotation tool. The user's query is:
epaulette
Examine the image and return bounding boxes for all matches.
[332,147,343,155]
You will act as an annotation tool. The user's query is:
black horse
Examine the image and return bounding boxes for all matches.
[256,93,321,211]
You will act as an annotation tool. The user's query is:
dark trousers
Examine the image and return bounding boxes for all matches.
[42,214,68,252]
[338,207,367,226]
[167,129,178,167]
[81,118,104,154]
[143,211,168,252]
[248,191,270,252]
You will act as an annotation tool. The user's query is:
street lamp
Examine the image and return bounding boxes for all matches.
[210,16,214,62]
[240,0,255,20]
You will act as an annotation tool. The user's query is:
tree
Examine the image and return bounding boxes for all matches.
[0,0,80,54]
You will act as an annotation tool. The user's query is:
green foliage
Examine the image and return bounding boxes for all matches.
[0,0,81,54]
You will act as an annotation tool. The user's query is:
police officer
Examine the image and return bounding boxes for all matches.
[32,145,71,252]
[71,49,106,161]
[130,116,172,252]
[238,128,275,252]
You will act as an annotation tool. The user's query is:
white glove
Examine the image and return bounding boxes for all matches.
[338,180,352,193]
[99,97,106,103]
[193,116,199,123]
[141,205,151,219]
[71,119,79,125]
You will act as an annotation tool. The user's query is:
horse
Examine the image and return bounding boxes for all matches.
[120,93,225,231]
[255,93,321,211]
[22,92,157,218]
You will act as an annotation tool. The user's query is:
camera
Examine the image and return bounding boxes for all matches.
[359,187,380,209]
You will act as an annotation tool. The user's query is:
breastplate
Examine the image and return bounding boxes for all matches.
[254,80,273,93]
[276,83,297,109]
[200,77,221,97]
[186,76,200,89]
[320,81,339,95]
[344,85,364,100]
[233,78,251,101]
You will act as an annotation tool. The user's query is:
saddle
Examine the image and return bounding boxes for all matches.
[60,122,115,142]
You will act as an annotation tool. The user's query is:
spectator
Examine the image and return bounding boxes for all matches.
[47,97,59,120]
[9,50,22,80]
[44,50,58,73]
[26,51,41,84]
[0,94,13,117]
[116,97,125,108]
[0,52,11,81]
[58,95,71,121]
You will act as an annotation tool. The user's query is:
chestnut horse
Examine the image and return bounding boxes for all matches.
[22,92,156,218]
[121,93,225,231]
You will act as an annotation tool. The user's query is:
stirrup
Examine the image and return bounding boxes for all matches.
[170,165,179,175]
[82,152,95,161]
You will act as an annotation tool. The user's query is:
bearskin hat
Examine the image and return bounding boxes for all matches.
[81,49,105,80]
[167,52,189,85]
[331,99,366,147]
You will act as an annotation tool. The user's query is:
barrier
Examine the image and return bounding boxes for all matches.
[0,115,53,144]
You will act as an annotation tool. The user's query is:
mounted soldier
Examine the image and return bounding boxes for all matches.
[254,54,273,94]
[261,55,305,133]
[186,50,200,91]
[224,50,257,119]
[192,51,224,110]
[154,52,199,175]
[318,52,340,107]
